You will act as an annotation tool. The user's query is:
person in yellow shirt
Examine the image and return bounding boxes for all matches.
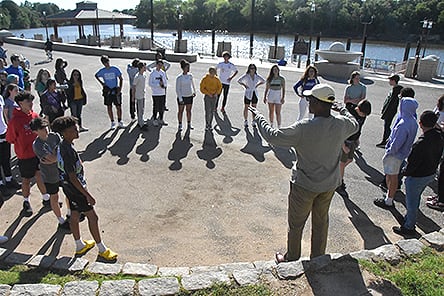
[67,69,88,132]
[200,66,222,131]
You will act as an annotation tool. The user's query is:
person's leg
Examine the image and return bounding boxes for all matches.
[136,99,145,127]
[310,189,335,258]
[129,89,135,119]
[268,103,275,126]
[204,95,212,128]
[70,210,81,240]
[243,104,249,121]
[382,118,392,143]
[116,105,122,122]
[287,183,316,261]
[178,104,185,125]
[158,95,166,122]
[221,84,229,109]
[34,170,47,196]
[185,103,192,125]
[69,101,78,120]
[0,141,12,182]
[275,103,282,128]
[298,97,308,121]
[49,192,64,223]
[83,209,101,243]
[208,97,215,127]
[403,175,434,230]
[21,177,31,198]
[76,102,84,128]
[151,96,157,120]
[107,105,114,122]
[386,174,398,200]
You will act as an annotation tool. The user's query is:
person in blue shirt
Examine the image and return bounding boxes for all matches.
[5,54,24,89]
[293,65,320,121]
[95,55,124,130]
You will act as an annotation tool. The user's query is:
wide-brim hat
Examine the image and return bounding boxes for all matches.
[303,84,336,104]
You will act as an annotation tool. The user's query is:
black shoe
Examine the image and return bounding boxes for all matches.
[23,201,33,214]
[373,198,394,209]
[58,219,71,230]
[392,226,416,236]
[6,179,21,190]
[42,199,51,207]
[376,142,386,148]
[164,106,169,111]
[139,124,148,131]
[0,185,9,196]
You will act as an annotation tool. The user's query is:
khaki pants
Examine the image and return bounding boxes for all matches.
[286,183,335,261]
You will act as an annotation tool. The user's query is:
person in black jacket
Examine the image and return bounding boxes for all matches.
[392,110,444,236]
[377,74,402,148]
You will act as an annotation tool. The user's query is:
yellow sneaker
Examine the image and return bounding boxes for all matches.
[98,248,118,261]
[75,240,96,256]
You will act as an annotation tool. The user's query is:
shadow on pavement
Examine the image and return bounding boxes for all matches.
[240,126,271,162]
[354,152,385,187]
[339,194,391,250]
[37,229,70,258]
[214,112,241,144]
[270,145,296,169]
[196,130,222,169]
[79,129,120,162]
[108,121,141,165]
[168,129,193,171]
[135,124,161,162]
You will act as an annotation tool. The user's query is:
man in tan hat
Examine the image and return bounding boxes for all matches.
[216,51,238,113]
[249,83,359,262]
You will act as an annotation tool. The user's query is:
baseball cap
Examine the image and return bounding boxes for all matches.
[303,84,336,104]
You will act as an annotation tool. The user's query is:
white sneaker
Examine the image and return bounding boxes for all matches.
[153,119,159,127]
[252,121,256,127]
[118,121,125,128]
[110,122,116,130]
[178,123,183,131]
[0,235,8,244]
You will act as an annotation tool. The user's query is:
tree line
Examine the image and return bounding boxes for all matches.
[1,0,443,43]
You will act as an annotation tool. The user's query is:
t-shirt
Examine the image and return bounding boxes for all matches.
[269,76,285,91]
[95,66,122,89]
[216,61,237,85]
[5,65,24,89]
[58,140,86,188]
[133,72,147,99]
[176,73,195,99]
[148,69,167,96]
[345,83,366,104]
[4,97,18,122]
[33,132,61,184]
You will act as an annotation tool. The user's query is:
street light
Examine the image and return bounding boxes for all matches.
[307,2,315,64]
[422,20,433,58]
[249,0,255,58]
[112,14,116,38]
[360,14,374,67]
[177,9,183,41]
[42,11,49,41]
[274,13,282,59]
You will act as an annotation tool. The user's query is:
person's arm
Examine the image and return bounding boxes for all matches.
[199,77,208,95]
[403,141,422,176]
[263,82,270,104]
[361,85,367,100]
[256,74,266,88]
[131,77,137,100]
[216,79,222,96]
[95,72,104,87]
[5,119,16,144]
[118,74,123,93]
[281,78,286,104]
[176,75,182,102]
[228,68,238,82]
[163,61,171,71]
[191,74,196,97]
[293,80,303,97]
[237,74,248,89]
[68,172,96,205]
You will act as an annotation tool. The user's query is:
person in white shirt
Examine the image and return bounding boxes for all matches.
[175,59,196,131]
[216,51,238,113]
[148,60,168,127]
[237,64,265,127]
[132,62,148,130]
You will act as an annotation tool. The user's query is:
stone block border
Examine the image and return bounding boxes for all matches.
[0,229,442,295]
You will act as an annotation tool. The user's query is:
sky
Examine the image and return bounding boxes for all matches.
[12,0,141,11]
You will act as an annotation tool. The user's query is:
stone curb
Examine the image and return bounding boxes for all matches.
[0,229,442,295]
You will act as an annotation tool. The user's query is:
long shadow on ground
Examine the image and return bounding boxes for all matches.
[240,126,271,162]
[196,130,222,169]
[214,112,241,144]
[168,129,193,171]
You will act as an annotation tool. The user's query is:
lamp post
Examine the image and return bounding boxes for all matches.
[249,0,255,58]
[307,2,315,64]
[96,8,101,47]
[112,14,116,38]
[422,20,433,58]
[177,9,183,41]
[42,11,49,41]
[150,0,154,41]
[360,14,374,67]
[274,13,282,59]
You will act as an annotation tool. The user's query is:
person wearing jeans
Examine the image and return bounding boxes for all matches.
[393,111,444,236]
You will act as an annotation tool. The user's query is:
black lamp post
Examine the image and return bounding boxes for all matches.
[112,14,116,38]
[421,20,433,58]
[307,2,315,64]
[177,10,183,41]
[360,14,374,67]
[150,0,154,41]
[249,0,255,58]
[43,11,49,41]
[274,13,282,59]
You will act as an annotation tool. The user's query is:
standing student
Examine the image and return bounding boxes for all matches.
[66,69,88,132]
[148,52,171,111]
[40,79,65,124]
[377,74,403,147]
[237,64,265,128]
[2,84,19,123]
[52,116,118,261]
[175,59,196,131]
[263,65,285,128]
[127,58,140,121]
[6,92,50,215]
[216,51,238,113]
[293,65,320,121]
[374,88,418,209]
[392,111,444,235]
[148,60,168,127]
[30,117,70,229]
[54,58,68,85]
[132,62,148,130]
[5,54,24,89]
[95,55,124,130]
[200,66,222,131]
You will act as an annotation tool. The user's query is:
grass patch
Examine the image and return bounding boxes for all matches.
[359,247,444,296]
[177,283,272,295]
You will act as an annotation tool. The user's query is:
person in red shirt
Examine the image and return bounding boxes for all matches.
[6,92,49,215]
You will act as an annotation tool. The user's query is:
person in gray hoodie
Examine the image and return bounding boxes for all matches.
[374,87,418,209]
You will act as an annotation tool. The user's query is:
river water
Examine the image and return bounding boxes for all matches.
[10,24,444,63]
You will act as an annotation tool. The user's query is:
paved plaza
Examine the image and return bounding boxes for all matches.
[0,43,443,268]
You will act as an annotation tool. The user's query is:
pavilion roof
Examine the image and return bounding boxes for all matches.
[46,8,136,23]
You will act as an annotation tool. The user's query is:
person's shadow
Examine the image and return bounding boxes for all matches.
[240,127,271,162]
[37,230,70,258]
[354,152,385,187]
[79,129,120,162]
[167,129,193,170]
[135,125,161,162]
[214,112,241,144]
[108,121,141,165]
[196,130,222,169]
[270,145,296,169]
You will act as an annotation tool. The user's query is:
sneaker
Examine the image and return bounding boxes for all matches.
[0,235,8,244]
[98,248,118,261]
[187,123,194,130]
[164,106,169,111]
[221,107,226,114]
[373,198,394,209]
[426,200,444,211]
[58,219,71,230]
[118,121,125,128]
[252,121,256,127]
[153,119,159,127]
[42,199,51,207]
[160,119,168,126]
[75,240,96,256]
[178,123,183,131]
[392,226,416,236]
[23,200,33,214]
[426,195,438,202]
[110,121,116,130]
[0,185,9,196]
[6,179,21,190]
[244,120,248,127]
[79,127,89,132]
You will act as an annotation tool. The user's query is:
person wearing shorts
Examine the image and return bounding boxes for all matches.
[30,117,70,229]
[6,92,49,215]
[263,65,285,128]
[374,88,418,209]
[95,55,124,130]
[175,59,196,131]
[237,64,265,128]
[52,116,118,261]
